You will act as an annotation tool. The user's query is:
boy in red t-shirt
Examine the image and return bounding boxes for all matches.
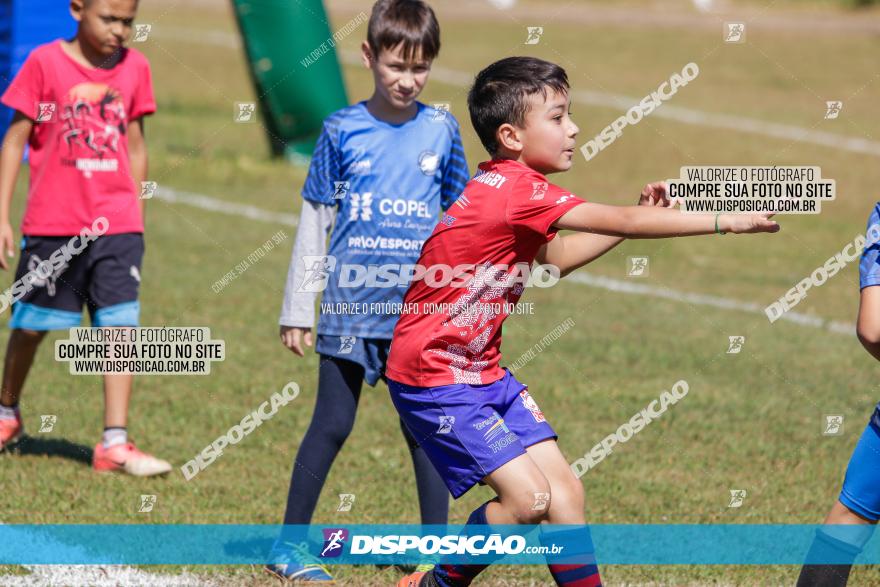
[0,0,170,476]
[392,57,779,587]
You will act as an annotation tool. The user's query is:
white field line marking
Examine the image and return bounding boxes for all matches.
[0,567,213,587]
[150,27,880,159]
[155,186,299,227]
[566,272,851,335]
[0,523,213,586]
[153,186,854,336]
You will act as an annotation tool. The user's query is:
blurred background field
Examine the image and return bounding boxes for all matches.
[1,0,880,584]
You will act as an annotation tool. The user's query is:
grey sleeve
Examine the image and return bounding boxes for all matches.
[279,200,336,328]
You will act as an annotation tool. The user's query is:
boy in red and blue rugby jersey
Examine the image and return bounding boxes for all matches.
[390,56,779,587]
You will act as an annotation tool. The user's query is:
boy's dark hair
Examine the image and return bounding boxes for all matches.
[468,57,570,156]
[367,0,440,62]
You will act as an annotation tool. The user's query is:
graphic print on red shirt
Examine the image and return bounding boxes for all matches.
[385,158,587,387]
[59,81,128,174]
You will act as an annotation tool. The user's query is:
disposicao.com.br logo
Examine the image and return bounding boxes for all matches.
[316,530,560,557]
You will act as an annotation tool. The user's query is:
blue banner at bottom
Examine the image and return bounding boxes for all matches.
[1,524,878,565]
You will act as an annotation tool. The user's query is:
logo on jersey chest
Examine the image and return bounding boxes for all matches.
[347,192,432,221]
[419,151,440,175]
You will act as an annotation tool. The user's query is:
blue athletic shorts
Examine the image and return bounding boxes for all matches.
[389,368,557,499]
[839,404,880,521]
[316,334,390,387]
[9,234,142,330]
[841,207,880,519]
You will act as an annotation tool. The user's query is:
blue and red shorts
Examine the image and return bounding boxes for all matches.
[8,233,143,330]
[389,368,556,498]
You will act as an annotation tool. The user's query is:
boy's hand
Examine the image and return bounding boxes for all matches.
[280,325,312,357]
[638,182,675,208]
[0,222,15,270]
[721,213,780,234]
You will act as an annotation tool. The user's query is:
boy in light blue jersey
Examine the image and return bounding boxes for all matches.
[797,204,880,587]
[268,0,469,582]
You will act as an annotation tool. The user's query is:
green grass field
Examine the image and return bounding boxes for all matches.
[2,0,880,584]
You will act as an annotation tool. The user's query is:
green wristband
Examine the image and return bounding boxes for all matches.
[715,213,726,235]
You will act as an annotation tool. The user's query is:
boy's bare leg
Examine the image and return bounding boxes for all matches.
[1,328,47,406]
[104,326,134,428]
[525,439,601,586]
[479,439,587,524]
[482,452,552,525]
[424,454,550,586]
[525,439,586,524]
[430,441,599,587]
[102,371,131,429]
[101,328,131,428]
[825,500,876,526]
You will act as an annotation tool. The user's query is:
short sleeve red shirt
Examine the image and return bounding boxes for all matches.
[1,40,156,236]
[385,159,586,387]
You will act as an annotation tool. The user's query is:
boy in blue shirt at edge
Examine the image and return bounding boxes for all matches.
[797,204,880,587]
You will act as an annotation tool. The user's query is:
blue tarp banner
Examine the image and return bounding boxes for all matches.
[0,0,75,137]
[0,524,878,565]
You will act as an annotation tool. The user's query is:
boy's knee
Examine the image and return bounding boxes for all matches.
[318,414,356,447]
[538,475,587,524]
[508,482,553,524]
[518,493,552,524]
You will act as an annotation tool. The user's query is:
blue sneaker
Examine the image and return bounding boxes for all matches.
[265,541,334,582]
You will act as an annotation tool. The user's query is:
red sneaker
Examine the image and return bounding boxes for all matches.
[92,441,172,477]
[0,416,23,451]
[397,571,426,587]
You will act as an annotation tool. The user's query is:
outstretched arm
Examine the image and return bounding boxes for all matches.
[537,182,680,275]
[553,201,779,239]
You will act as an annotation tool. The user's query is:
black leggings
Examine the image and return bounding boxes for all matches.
[282,354,449,525]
